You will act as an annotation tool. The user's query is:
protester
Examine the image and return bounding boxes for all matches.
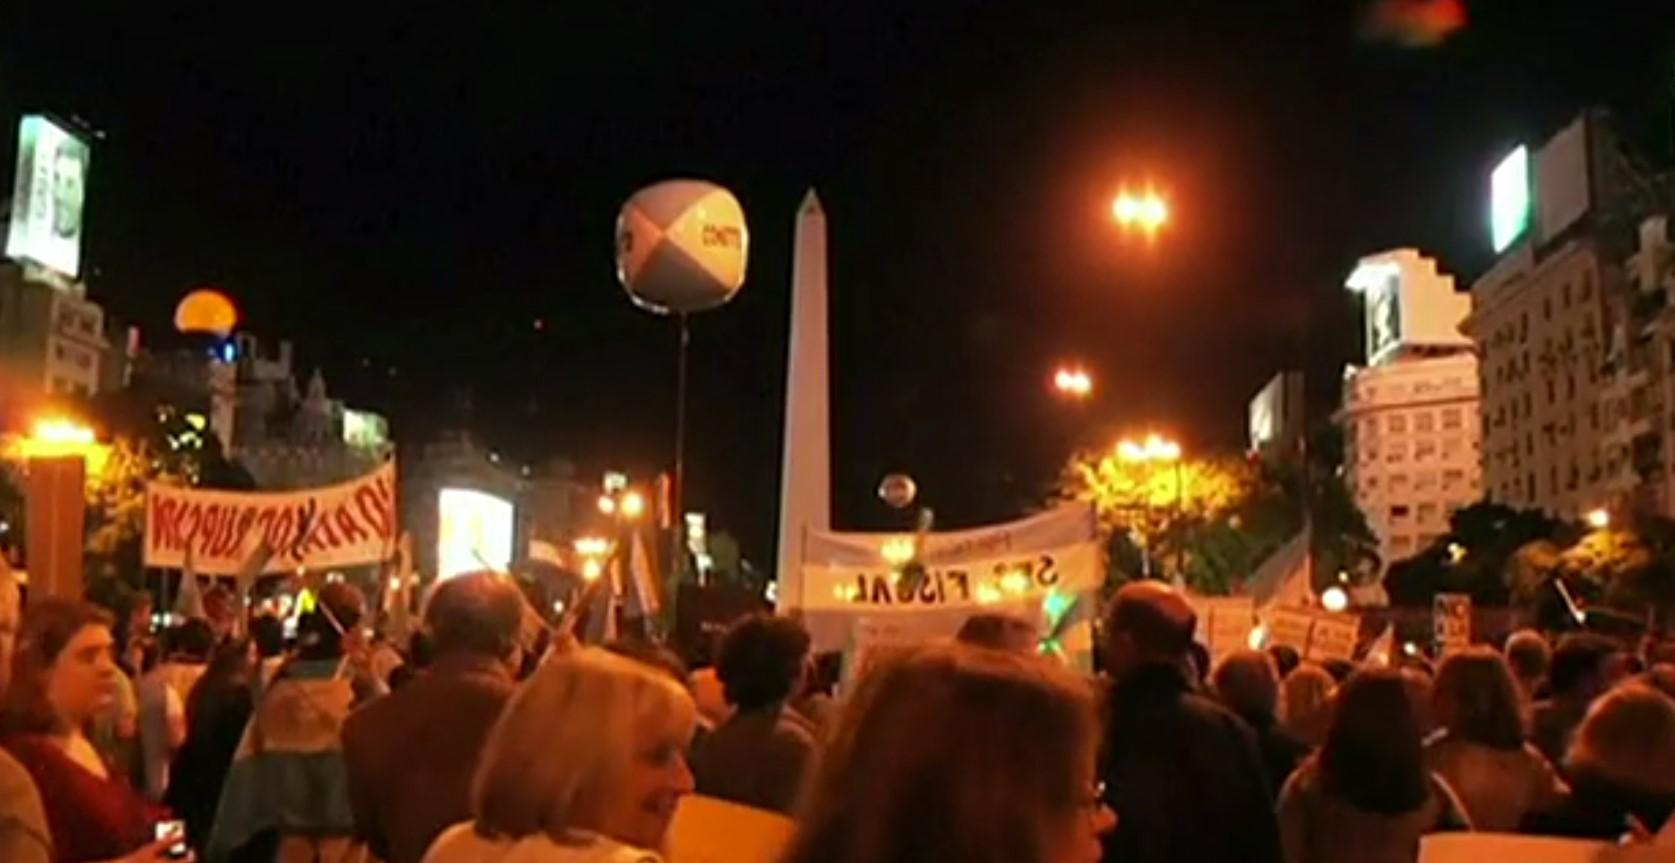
[1530,633,1617,766]
[1277,670,1470,863]
[955,611,1040,655]
[779,643,1114,863]
[689,613,819,814]
[0,599,183,863]
[137,619,215,801]
[1279,662,1335,749]
[1213,650,1309,796]
[1399,665,1436,739]
[1523,683,1675,839]
[165,638,256,853]
[208,582,371,863]
[1099,581,1279,863]
[1503,629,1550,703]
[1187,641,1213,688]
[247,615,286,688]
[0,564,51,863]
[421,647,696,863]
[344,573,523,863]
[1422,648,1567,831]
[1268,644,1302,680]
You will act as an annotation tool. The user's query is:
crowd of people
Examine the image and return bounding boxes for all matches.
[2,564,1675,863]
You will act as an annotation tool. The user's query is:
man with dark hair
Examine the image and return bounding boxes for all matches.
[954,611,1039,654]
[690,613,818,814]
[1099,581,1280,863]
[341,573,523,863]
[1531,632,1617,765]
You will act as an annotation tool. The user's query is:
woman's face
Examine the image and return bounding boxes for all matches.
[595,721,695,850]
[1049,761,1117,863]
[47,624,117,728]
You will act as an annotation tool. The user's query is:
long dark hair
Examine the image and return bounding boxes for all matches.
[781,644,1098,863]
[0,599,113,734]
[1433,648,1525,751]
[1319,670,1430,814]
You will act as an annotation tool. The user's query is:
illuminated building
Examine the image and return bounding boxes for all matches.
[1339,249,1482,568]
[1461,110,1670,519]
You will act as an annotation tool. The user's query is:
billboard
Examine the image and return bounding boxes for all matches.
[1362,263,1403,364]
[1490,145,1531,253]
[6,115,90,278]
[1249,371,1303,458]
[342,409,389,449]
[437,488,515,579]
[1536,117,1591,244]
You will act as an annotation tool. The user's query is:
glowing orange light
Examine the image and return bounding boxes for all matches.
[1112,189,1169,234]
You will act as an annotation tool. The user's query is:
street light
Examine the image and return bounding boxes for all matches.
[1112,189,1169,235]
[620,490,646,520]
[1321,585,1350,613]
[1114,433,1185,581]
[1052,366,1093,399]
[1586,508,1611,530]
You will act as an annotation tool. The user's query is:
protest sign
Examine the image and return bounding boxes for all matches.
[666,794,795,863]
[1265,605,1360,662]
[1190,596,1255,663]
[1434,593,1472,655]
[145,462,397,575]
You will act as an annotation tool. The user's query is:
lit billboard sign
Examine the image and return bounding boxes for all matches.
[342,410,389,449]
[1347,260,1403,365]
[1490,145,1530,254]
[437,488,514,579]
[6,115,90,278]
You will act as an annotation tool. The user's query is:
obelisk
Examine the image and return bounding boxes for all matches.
[775,189,831,612]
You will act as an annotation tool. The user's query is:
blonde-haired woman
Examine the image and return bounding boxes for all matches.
[1279,663,1335,749]
[423,648,697,863]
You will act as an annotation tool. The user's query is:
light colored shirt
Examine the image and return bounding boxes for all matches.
[0,747,50,863]
[137,661,207,800]
[422,823,660,863]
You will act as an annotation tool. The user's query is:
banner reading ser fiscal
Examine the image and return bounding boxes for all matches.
[145,463,397,575]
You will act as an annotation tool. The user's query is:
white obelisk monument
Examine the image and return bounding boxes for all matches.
[775,189,831,611]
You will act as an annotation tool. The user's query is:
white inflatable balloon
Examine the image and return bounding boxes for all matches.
[616,180,749,315]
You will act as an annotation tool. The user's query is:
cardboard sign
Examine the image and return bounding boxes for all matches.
[1434,593,1472,655]
[1191,596,1256,663]
[1266,606,1359,662]
[145,462,397,575]
[666,794,795,863]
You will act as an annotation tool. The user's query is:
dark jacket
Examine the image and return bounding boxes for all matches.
[1521,770,1675,840]
[340,653,515,863]
[1101,662,1281,863]
[689,704,818,815]
[1238,709,1311,799]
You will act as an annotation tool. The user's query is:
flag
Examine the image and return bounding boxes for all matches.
[1365,624,1395,666]
[624,531,663,618]
[174,547,207,622]
[1249,527,1313,611]
[583,559,621,644]
[528,538,564,570]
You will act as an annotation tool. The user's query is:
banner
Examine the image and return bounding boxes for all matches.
[1266,606,1360,662]
[145,463,397,575]
[800,504,1100,613]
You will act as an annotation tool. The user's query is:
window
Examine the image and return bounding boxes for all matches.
[1544,296,1552,321]
[1441,438,1462,459]
[1582,271,1594,300]
[1442,408,1463,430]
[1415,441,1437,461]
[1567,375,1575,399]
[1442,469,1465,491]
[1415,472,1437,492]
[1415,412,1435,433]
[1563,281,1572,308]
[1590,403,1600,430]
[1391,505,1412,520]
[1386,443,1407,464]
[1550,465,1560,495]
[1390,474,1410,494]
[1388,414,1407,434]
[1418,502,1439,523]
[1520,312,1529,341]
[1362,419,1377,439]
[1547,379,1556,404]
[1525,432,1534,455]
[1391,535,1414,554]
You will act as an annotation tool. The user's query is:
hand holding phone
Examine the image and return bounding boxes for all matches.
[153,819,188,860]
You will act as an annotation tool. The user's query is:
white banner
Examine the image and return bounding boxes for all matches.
[1190,596,1256,664]
[1266,605,1360,662]
[145,463,397,575]
[800,505,1101,613]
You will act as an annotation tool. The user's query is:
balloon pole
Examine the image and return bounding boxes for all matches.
[671,313,690,591]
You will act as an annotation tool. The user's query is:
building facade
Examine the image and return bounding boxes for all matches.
[0,263,128,415]
[1340,249,1482,569]
[1462,110,1671,520]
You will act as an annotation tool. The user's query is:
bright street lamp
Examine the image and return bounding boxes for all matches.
[620,490,646,520]
[1320,585,1350,613]
[1052,366,1093,399]
[1586,508,1611,530]
[1112,189,1169,234]
[1117,433,1181,464]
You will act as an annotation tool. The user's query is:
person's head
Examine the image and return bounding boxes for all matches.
[1100,581,1195,679]
[783,644,1113,863]
[1503,629,1550,696]
[955,612,1040,655]
[296,581,366,660]
[1320,670,1430,815]
[715,614,811,711]
[167,618,217,663]
[1642,665,1675,702]
[1432,647,1524,750]
[424,572,524,664]
[1547,633,1617,702]
[0,599,117,734]
[1400,665,1437,737]
[51,139,85,237]
[204,637,254,684]
[1212,650,1280,721]
[1279,662,1335,745]
[249,614,285,659]
[470,648,696,850]
[1267,643,1301,679]
[1321,658,1357,684]
[0,568,20,696]
[1565,683,1675,797]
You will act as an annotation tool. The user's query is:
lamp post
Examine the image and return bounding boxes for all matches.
[1116,433,1184,582]
[18,417,102,600]
[1111,189,1170,237]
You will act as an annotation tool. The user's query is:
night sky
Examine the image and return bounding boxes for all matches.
[2,2,1671,565]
